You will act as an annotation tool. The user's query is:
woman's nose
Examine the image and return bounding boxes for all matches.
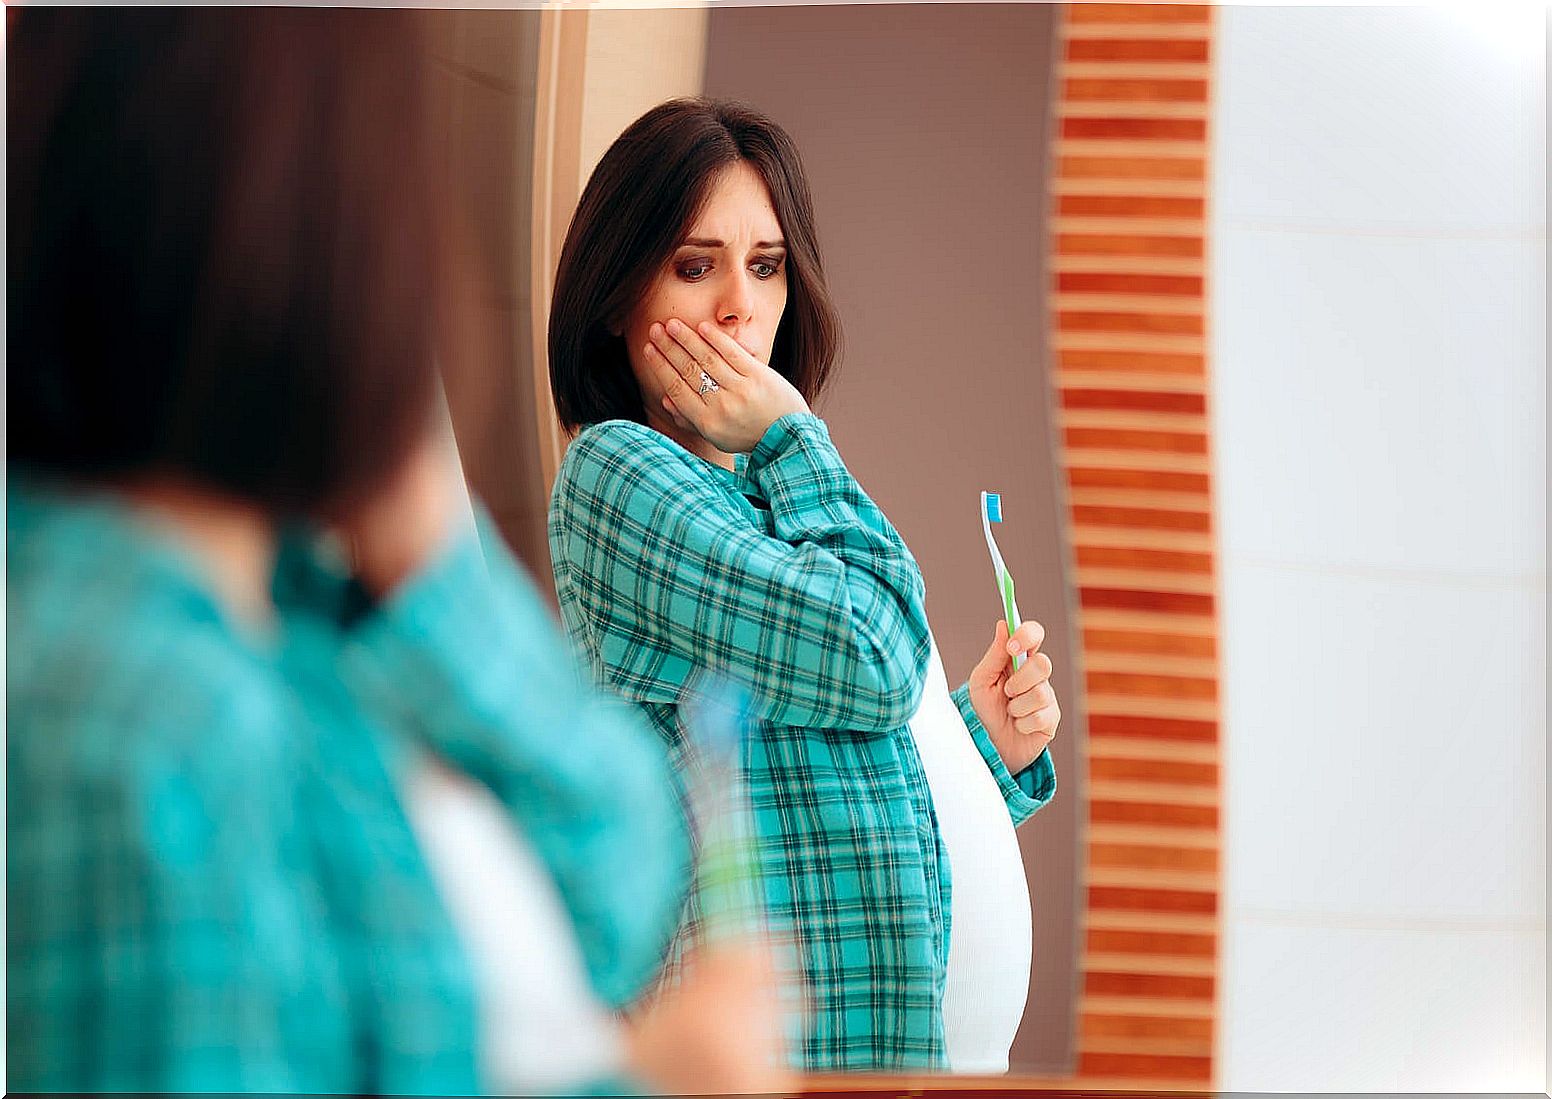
[717,272,754,325]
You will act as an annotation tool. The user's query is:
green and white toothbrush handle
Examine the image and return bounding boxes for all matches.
[999,570,1024,673]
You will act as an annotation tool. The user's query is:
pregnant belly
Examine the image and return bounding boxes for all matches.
[907,636,1033,1074]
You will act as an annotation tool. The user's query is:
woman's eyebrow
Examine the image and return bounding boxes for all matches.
[679,236,787,250]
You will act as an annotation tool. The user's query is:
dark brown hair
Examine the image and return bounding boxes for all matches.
[8,9,451,520]
[548,97,841,432]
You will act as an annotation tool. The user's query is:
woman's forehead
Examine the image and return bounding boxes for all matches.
[685,162,782,242]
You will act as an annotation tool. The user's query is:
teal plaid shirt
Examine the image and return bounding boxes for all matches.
[8,476,689,1094]
[549,413,1056,1072]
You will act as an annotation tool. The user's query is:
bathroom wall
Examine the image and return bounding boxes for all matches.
[1209,5,1546,1090]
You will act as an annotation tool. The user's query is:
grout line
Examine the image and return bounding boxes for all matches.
[1218,555,1548,594]
[1226,908,1546,936]
[1212,218,1547,243]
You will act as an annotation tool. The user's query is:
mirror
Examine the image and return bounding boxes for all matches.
[435,2,1544,1091]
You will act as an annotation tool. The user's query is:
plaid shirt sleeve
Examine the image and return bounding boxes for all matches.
[8,495,362,1092]
[951,682,1058,827]
[339,509,692,1010]
[549,414,932,733]
[9,486,683,1093]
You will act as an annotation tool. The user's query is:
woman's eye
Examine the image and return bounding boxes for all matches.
[678,263,711,281]
[751,257,784,279]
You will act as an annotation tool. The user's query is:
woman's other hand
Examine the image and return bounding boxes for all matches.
[968,619,1060,775]
[645,318,811,454]
[340,427,465,600]
[624,940,791,1096]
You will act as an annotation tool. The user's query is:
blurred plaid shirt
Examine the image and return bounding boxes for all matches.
[7,478,689,1094]
[549,413,1055,1071]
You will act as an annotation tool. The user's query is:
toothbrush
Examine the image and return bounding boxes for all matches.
[981,491,1024,672]
[682,682,761,944]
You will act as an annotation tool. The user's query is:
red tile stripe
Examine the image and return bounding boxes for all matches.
[1048,4,1221,1088]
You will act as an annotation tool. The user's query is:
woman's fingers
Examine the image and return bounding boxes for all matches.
[695,321,758,376]
[647,323,709,394]
[644,315,810,453]
[1013,702,1060,739]
[1005,618,1046,658]
[973,620,1012,688]
[1004,651,1053,697]
[1008,681,1056,719]
[645,340,708,418]
[663,318,737,387]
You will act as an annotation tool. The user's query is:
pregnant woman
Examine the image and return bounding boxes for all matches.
[546,98,1061,1072]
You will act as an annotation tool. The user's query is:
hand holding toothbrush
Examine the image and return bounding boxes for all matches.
[968,618,1060,775]
[623,941,790,1096]
[970,490,1059,773]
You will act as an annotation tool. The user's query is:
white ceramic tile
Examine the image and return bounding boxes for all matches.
[1211,229,1546,580]
[1219,563,1545,922]
[1217,920,1545,1091]
[1214,5,1546,233]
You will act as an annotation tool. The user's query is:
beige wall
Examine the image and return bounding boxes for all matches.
[704,4,1079,1073]
[432,7,710,590]
[577,7,709,186]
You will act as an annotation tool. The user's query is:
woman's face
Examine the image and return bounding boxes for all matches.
[623,160,789,421]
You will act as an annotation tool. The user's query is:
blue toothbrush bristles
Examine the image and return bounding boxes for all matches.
[984,491,1003,523]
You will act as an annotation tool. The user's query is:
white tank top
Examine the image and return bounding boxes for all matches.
[907,635,1033,1073]
[402,761,626,1092]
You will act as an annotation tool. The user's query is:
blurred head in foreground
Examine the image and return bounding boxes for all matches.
[9,8,449,521]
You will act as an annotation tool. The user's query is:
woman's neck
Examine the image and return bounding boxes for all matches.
[644,410,736,471]
[122,476,280,631]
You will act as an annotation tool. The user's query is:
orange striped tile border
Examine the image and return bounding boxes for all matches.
[1053,2,1221,1090]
